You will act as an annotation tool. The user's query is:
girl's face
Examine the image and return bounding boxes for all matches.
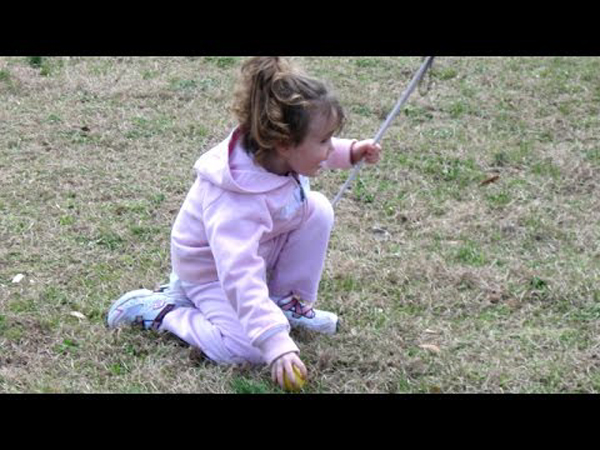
[276,113,337,177]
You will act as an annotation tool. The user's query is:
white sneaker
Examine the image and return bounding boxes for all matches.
[275,295,339,335]
[107,273,194,330]
[106,289,177,330]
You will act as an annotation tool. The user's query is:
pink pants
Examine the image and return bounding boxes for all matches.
[161,191,334,365]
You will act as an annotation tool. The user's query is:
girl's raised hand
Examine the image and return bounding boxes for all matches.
[351,139,382,165]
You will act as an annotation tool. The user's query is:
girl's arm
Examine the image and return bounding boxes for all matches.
[203,191,299,365]
[324,138,382,170]
[322,137,356,170]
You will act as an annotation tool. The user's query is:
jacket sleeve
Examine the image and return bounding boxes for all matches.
[322,137,357,170]
[202,190,299,365]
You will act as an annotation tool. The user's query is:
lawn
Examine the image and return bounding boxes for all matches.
[1,56,599,392]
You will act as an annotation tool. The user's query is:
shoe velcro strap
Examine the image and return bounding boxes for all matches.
[280,297,316,319]
[151,304,176,330]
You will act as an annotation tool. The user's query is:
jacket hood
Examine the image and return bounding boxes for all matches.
[193,128,291,194]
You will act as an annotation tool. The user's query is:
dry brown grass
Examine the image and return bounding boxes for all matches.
[1,57,599,392]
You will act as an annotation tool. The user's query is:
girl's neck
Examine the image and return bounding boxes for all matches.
[261,152,292,176]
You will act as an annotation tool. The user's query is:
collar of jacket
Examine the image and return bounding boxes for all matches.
[193,127,296,195]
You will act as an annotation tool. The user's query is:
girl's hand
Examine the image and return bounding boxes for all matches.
[271,352,307,390]
[351,139,382,165]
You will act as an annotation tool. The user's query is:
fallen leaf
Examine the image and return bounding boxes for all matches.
[489,293,502,304]
[371,226,389,235]
[419,344,441,354]
[480,174,500,186]
[12,274,25,283]
[69,311,87,320]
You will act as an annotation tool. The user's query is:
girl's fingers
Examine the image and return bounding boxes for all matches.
[367,145,381,163]
[271,354,308,389]
[284,360,297,387]
[273,362,284,388]
[296,360,308,379]
[291,357,308,385]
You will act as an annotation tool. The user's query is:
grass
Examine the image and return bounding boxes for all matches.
[1,56,600,393]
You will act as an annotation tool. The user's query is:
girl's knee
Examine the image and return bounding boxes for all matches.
[306,191,334,229]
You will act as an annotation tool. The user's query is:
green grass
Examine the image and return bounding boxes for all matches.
[204,57,239,69]
[230,377,273,394]
[454,241,488,267]
[1,56,599,393]
[0,68,11,83]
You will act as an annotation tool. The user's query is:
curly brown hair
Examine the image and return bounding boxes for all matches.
[231,57,345,167]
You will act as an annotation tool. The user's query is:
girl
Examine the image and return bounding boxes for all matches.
[107,57,382,390]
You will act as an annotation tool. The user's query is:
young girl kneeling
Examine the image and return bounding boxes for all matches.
[107,57,382,390]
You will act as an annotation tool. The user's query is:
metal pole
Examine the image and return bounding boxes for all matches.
[331,56,435,208]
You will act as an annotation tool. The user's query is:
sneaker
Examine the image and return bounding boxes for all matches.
[276,295,339,335]
[107,273,194,330]
[107,289,178,330]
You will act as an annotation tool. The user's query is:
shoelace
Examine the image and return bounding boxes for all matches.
[278,296,316,319]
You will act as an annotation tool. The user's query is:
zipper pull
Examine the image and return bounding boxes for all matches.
[291,173,306,202]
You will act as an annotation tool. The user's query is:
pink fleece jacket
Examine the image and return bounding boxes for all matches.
[170,128,355,364]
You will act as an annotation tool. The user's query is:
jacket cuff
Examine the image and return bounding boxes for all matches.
[257,331,300,366]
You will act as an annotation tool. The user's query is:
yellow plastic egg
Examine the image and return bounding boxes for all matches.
[283,366,306,391]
